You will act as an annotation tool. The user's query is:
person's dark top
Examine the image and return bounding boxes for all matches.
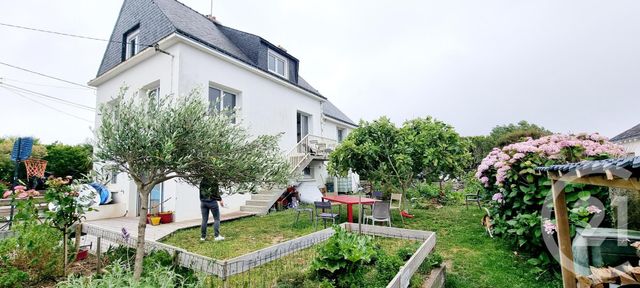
[199,178,222,201]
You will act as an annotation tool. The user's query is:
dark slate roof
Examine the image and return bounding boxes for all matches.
[535,156,640,177]
[97,0,356,126]
[611,123,640,142]
[323,100,357,126]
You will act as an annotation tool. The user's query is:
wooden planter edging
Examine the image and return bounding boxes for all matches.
[81,223,438,287]
[422,265,446,288]
[0,230,15,240]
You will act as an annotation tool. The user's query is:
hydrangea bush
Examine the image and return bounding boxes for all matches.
[475,133,625,267]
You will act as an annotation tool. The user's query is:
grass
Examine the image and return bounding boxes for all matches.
[162,203,562,287]
[162,206,347,259]
[401,205,562,288]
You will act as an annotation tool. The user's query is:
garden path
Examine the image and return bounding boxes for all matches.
[86,211,254,241]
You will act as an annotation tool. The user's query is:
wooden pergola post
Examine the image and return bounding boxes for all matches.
[551,179,577,288]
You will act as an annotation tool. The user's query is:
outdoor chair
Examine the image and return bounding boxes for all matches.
[465,190,481,209]
[323,191,342,216]
[390,193,404,224]
[292,199,313,226]
[314,201,339,229]
[364,201,392,227]
[362,191,383,217]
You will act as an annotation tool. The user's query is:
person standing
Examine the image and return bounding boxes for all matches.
[200,177,225,241]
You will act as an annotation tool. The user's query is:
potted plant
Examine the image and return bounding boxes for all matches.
[158,211,174,224]
[148,212,161,226]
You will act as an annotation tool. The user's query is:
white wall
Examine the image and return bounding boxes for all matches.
[93,37,355,221]
[620,139,640,156]
[177,41,324,152]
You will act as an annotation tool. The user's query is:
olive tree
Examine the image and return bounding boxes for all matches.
[94,88,289,280]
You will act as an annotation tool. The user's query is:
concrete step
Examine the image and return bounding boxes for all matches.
[240,205,267,213]
[245,200,271,207]
[251,194,275,201]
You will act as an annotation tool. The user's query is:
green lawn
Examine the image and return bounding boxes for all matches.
[401,205,561,288]
[162,204,561,287]
[162,206,340,259]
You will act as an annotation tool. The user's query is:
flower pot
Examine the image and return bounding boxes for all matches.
[159,211,173,224]
[149,216,161,226]
[76,248,89,261]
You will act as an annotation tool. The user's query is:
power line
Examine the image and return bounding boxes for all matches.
[0,61,95,89]
[0,77,95,90]
[1,86,93,123]
[0,83,95,111]
[0,22,153,48]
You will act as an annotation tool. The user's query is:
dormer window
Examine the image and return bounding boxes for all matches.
[267,50,287,78]
[125,29,140,60]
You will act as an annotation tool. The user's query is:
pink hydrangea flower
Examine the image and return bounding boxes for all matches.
[2,190,12,199]
[13,185,26,191]
[586,205,602,214]
[543,219,557,235]
[492,192,503,203]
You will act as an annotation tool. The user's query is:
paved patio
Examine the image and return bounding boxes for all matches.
[86,211,254,241]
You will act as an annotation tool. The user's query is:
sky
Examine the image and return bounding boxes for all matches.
[0,0,638,144]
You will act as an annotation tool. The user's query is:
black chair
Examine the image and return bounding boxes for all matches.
[465,190,481,209]
[314,201,339,229]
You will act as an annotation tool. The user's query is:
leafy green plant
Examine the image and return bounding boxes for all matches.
[57,260,198,288]
[0,222,62,287]
[311,226,376,280]
[44,176,94,273]
[476,133,624,268]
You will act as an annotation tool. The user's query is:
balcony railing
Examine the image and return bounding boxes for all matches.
[286,134,338,173]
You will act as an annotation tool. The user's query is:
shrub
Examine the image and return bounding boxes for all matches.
[0,223,62,287]
[57,260,198,288]
[476,133,625,267]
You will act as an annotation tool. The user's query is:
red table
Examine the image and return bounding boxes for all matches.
[322,195,378,223]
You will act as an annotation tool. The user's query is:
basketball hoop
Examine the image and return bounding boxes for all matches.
[24,158,47,178]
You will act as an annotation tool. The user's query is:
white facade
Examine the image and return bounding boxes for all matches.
[618,138,640,156]
[90,34,355,222]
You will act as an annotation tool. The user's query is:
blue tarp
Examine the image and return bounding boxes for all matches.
[89,182,111,205]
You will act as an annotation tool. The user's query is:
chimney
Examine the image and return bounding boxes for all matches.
[206,15,219,23]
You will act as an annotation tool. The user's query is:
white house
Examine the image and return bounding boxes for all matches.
[88,0,357,222]
[611,123,640,156]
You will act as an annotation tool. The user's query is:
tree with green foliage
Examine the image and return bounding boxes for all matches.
[44,143,93,179]
[95,88,290,280]
[328,116,469,203]
[401,117,471,195]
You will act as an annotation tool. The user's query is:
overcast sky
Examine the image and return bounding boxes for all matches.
[0,0,638,144]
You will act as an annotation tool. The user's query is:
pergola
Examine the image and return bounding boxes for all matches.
[536,156,640,288]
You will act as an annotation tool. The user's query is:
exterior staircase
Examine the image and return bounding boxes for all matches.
[238,135,338,215]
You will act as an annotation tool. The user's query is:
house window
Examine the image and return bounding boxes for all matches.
[125,29,140,60]
[209,86,237,123]
[267,50,287,78]
[147,86,160,102]
[337,128,345,142]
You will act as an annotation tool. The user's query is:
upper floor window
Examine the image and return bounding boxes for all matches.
[337,128,345,142]
[209,86,237,123]
[267,50,287,78]
[125,29,140,60]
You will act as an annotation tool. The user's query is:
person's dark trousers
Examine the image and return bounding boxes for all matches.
[200,200,220,238]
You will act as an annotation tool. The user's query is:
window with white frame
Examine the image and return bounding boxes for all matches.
[209,86,237,123]
[267,50,287,78]
[125,29,140,60]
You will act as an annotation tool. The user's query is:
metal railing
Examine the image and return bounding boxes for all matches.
[286,134,338,174]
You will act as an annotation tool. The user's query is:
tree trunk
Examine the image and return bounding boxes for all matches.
[63,230,68,276]
[133,185,151,281]
[439,180,444,198]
